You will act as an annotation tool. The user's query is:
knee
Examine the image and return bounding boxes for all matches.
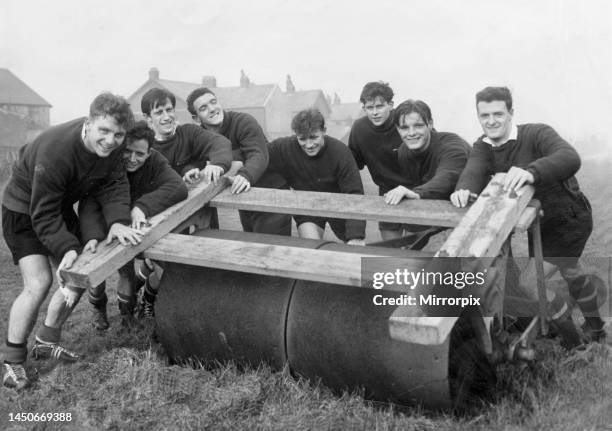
[22,272,53,299]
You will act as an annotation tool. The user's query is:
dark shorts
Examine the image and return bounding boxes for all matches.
[2,205,79,265]
[531,192,593,269]
[2,205,52,265]
[378,221,431,233]
[239,210,292,236]
[293,215,347,242]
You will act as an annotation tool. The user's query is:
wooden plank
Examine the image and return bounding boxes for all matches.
[210,187,467,227]
[144,233,385,286]
[211,187,536,232]
[435,173,534,258]
[389,173,535,345]
[388,317,458,346]
[514,205,537,233]
[59,177,231,290]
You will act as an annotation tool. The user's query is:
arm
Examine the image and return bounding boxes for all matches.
[336,146,366,241]
[29,162,82,258]
[234,115,269,184]
[348,128,366,170]
[189,126,232,174]
[454,140,492,194]
[78,195,107,243]
[526,124,581,185]
[92,153,132,229]
[132,153,189,218]
[413,135,470,199]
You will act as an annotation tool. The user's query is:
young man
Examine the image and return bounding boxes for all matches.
[82,121,188,329]
[140,88,232,184]
[186,87,291,235]
[450,86,605,345]
[268,109,366,244]
[1,93,143,389]
[348,82,408,240]
[138,88,233,315]
[383,99,470,205]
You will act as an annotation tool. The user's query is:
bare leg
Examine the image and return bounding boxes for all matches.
[43,286,83,329]
[379,229,403,241]
[7,255,53,344]
[297,222,324,240]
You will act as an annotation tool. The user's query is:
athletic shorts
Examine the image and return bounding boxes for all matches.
[2,205,79,265]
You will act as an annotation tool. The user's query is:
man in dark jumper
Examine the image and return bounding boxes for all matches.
[268,109,366,244]
[1,93,142,389]
[348,81,411,240]
[83,121,188,329]
[186,87,292,236]
[451,86,606,346]
[383,99,470,205]
[137,88,233,315]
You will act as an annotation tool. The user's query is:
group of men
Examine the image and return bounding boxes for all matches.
[1,80,606,390]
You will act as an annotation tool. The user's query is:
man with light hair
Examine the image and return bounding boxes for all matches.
[1,92,143,389]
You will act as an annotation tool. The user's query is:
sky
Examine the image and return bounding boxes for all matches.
[2,0,611,154]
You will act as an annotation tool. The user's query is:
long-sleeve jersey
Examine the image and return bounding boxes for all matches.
[348,114,405,195]
[79,149,188,241]
[203,111,269,184]
[2,117,131,258]
[152,123,232,176]
[455,123,587,224]
[397,130,470,199]
[268,135,366,240]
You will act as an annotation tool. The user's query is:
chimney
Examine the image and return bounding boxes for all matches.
[286,74,295,93]
[202,75,217,88]
[148,67,160,81]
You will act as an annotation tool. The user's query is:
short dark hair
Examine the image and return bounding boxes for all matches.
[186,87,216,116]
[291,108,326,136]
[475,86,513,111]
[126,120,154,150]
[359,81,394,104]
[140,88,176,116]
[393,99,433,126]
[89,92,134,129]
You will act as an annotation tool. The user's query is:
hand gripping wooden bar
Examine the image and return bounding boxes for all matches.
[59,177,231,290]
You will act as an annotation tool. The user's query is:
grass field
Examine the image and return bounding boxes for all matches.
[0,159,611,430]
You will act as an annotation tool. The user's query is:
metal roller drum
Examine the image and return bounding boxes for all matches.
[155,231,484,408]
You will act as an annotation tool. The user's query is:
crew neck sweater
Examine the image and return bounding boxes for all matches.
[268,135,366,240]
[397,130,470,199]
[455,123,585,218]
[348,114,404,194]
[2,117,131,258]
[152,123,231,176]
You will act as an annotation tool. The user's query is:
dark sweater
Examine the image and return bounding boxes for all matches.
[152,124,231,176]
[268,135,366,240]
[79,149,188,241]
[348,114,404,195]
[202,111,269,184]
[397,131,471,199]
[2,117,131,258]
[455,123,586,222]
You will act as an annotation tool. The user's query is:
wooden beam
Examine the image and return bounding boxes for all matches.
[144,234,381,286]
[210,187,467,227]
[435,173,534,258]
[59,177,231,290]
[210,187,536,232]
[389,173,535,345]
